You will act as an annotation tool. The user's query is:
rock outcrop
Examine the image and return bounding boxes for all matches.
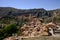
[4,16,60,40]
[20,16,58,37]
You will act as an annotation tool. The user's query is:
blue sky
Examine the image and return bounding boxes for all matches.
[0,0,60,10]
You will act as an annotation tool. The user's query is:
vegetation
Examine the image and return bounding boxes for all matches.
[0,24,17,40]
[0,19,25,40]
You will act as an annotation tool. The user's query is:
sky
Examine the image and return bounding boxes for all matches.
[0,0,60,10]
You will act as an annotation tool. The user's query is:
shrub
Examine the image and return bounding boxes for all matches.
[3,24,18,36]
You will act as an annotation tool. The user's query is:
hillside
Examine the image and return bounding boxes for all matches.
[0,7,50,18]
[0,7,60,18]
[0,7,60,40]
[0,7,60,24]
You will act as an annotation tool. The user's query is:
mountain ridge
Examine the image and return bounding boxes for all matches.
[0,7,60,18]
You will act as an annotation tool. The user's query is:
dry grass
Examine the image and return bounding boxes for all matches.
[22,36,60,40]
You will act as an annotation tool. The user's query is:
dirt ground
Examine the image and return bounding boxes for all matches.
[22,36,60,40]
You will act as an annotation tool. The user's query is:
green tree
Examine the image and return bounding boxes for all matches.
[3,24,18,36]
